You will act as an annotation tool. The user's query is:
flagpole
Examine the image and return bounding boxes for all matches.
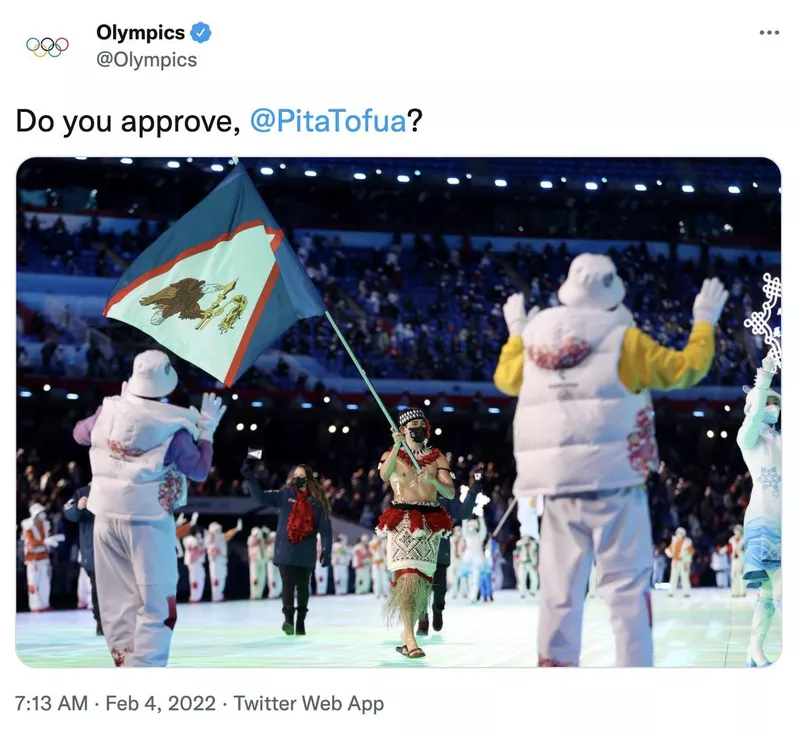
[324,310,421,471]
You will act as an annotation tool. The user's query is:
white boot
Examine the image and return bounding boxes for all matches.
[746,596,776,667]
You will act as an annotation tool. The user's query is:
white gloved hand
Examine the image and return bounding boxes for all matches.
[460,485,470,503]
[754,355,778,390]
[236,519,243,532]
[191,512,199,527]
[196,392,227,441]
[692,278,729,326]
[761,355,778,375]
[176,513,187,526]
[44,534,65,549]
[502,293,526,337]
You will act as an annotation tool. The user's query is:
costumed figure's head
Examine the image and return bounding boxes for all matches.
[675,527,687,539]
[398,407,430,449]
[743,385,781,426]
[338,533,348,546]
[208,521,222,536]
[250,527,262,538]
[734,524,743,537]
[558,253,628,314]
[127,350,178,399]
[29,503,46,524]
[360,534,370,545]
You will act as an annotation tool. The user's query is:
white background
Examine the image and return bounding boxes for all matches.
[2,0,797,730]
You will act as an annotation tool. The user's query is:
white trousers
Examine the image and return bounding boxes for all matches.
[94,515,177,668]
[249,560,267,599]
[354,567,371,594]
[715,571,729,588]
[333,565,349,595]
[209,557,227,602]
[371,564,389,598]
[538,487,653,667]
[518,564,538,596]
[315,562,329,595]
[731,560,745,597]
[669,561,691,596]
[26,559,51,611]
[78,567,93,609]
[187,562,206,602]
[267,561,282,598]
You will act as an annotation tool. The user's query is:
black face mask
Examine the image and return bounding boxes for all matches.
[408,427,427,444]
[293,477,308,489]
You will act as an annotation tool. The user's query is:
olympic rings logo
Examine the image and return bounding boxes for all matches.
[26,37,69,58]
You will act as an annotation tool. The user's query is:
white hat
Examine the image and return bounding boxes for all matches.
[209,522,222,533]
[127,350,178,399]
[29,503,46,520]
[675,527,687,538]
[558,254,626,311]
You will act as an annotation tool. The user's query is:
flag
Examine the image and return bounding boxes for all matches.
[103,165,325,386]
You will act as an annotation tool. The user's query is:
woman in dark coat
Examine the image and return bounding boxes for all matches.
[242,462,333,636]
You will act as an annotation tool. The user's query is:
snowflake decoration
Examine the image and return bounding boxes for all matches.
[744,273,781,370]
[758,466,781,498]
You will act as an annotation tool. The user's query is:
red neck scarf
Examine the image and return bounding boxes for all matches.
[287,487,315,544]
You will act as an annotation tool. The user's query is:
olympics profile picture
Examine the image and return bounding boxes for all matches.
[26,37,69,58]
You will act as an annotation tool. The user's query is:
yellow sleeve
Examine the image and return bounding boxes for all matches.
[493,336,525,397]
[619,323,715,393]
[176,522,193,540]
[224,528,239,542]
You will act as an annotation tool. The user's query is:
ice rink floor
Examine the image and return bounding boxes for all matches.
[15,587,781,668]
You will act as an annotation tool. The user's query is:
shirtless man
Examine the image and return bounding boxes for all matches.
[376,408,455,659]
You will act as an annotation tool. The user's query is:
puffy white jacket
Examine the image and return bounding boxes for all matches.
[513,306,657,498]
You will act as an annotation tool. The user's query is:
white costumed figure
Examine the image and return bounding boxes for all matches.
[711,546,730,588]
[369,535,389,598]
[729,525,746,598]
[738,356,782,667]
[247,527,267,600]
[183,533,207,602]
[513,535,539,598]
[462,512,488,602]
[666,528,694,597]
[352,534,372,594]
[494,253,728,666]
[315,534,330,595]
[264,530,282,599]
[332,534,351,595]
[206,519,242,602]
[21,503,64,612]
[74,351,223,667]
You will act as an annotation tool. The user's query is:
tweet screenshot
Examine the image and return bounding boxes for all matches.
[4,0,795,728]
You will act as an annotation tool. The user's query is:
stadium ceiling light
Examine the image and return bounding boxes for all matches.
[466,173,472,180]
[494,179,508,187]
[304,170,317,177]
[414,170,421,176]
[159,398,169,403]
[435,428,443,436]
[442,406,455,412]
[300,402,312,408]
[488,407,500,414]
[187,158,193,163]
[447,177,460,185]
[635,184,647,192]
[601,177,608,183]
[753,182,759,188]
[397,175,410,183]
[376,169,382,174]
[724,405,731,412]
[66,393,79,400]
[540,180,553,189]
[560,177,567,183]
[279,163,286,169]
[75,157,87,160]
[707,430,715,438]
[167,161,180,169]
[585,182,599,190]
[236,423,244,431]
[210,164,224,172]
[346,404,359,410]
[120,158,133,165]
[260,167,274,175]
[728,185,741,194]
[329,425,337,433]
[231,394,239,400]
[354,173,367,180]
[424,399,431,406]
[681,184,695,193]
[693,410,704,417]
[251,401,263,407]
[342,426,350,434]
[228,159,235,165]
[43,384,51,392]
[323,396,331,403]
[250,424,257,431]
[721,431,728,439]
[19,390,32,398]
[656,180,663,186]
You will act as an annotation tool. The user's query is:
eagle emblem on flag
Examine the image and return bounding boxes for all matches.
[139,278,248,334]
